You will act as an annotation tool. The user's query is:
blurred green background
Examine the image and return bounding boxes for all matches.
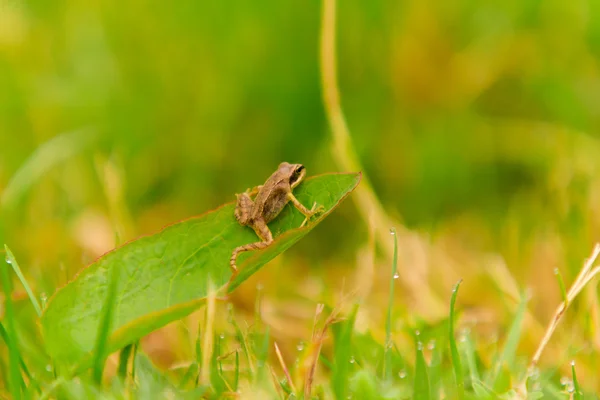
[2,0,600,381]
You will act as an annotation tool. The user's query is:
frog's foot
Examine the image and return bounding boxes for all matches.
[300,202,325,228]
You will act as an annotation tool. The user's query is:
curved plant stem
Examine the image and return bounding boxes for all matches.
[319,0,445,316]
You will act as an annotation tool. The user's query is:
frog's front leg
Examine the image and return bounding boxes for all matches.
[245,185,263,197]
[229,219,274,274]
[286,192,325,227]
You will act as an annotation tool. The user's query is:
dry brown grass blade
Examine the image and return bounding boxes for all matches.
[516,244,600,396]
[269,365,285,400]
[274,341,297,394]
[303,303,343,398]
[530,244,600,367]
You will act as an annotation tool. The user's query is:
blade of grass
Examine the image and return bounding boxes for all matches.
[571,361,583,400]
[449,279,464,399]
[92,263,119,384]
[255,326,271,384]
[1,128,97,209]
[118,343,134,380]
[229,308,254,379]
[554,268,568,307]
[384,227,398,382]
[486,291,528,388]
[414,341,430,400]
[210,333,228,395]
[428,339,442,399]
[526,244,600,380]
[274,342,296,395]
[200,280,216,386]
[461,331,481,385]
[304,303,341,398]
[233,350,239,392]
[0,322,36,393]
[178,363,198,389]
[131,341,139,381]
[471,380,495,399]
[38,376,68,400]
[1,253,23,400]
[331,304,358,400]
[319,354,333,371]
[4,246,42,317]
[195,324,202,387]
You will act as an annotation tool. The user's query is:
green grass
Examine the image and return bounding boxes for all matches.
[449,279,464,399]
[3,0,600,398]
[0,237,595,399]
[1,250,24,400]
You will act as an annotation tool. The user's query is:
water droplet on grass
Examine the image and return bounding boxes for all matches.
[40,293,48,306]
[527,366,540,380]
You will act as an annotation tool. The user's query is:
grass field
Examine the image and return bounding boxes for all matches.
[2,0,600,398]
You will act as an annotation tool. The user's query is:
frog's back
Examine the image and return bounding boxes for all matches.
[252,183,289,223]
[263,186,290,223]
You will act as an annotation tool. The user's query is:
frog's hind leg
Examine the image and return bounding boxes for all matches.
[234,192,255,225]
[229,221,273,274]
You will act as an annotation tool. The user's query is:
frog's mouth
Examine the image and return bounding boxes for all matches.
[290,165,306,188]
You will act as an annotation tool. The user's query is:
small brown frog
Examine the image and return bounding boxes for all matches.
[229,162,324,274]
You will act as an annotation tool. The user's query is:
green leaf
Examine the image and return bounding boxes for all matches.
[41,172,361,366]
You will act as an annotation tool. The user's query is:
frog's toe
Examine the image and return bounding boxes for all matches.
[311,202,325,216]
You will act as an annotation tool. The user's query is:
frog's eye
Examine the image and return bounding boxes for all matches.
[290,165,305,186]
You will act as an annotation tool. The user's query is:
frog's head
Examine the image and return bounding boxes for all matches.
[279,162,306,189]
